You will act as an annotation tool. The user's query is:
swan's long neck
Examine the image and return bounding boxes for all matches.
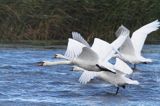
[43,60,71,66]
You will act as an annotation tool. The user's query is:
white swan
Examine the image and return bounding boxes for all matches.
[115,20,160,68]
[37,38,86,66]
[40,27,129,68]
[53,27,130,73]
[72,58,139,95]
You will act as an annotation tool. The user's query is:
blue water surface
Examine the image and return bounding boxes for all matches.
[0,45,160,106]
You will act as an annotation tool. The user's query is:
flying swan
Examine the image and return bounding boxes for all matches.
[115,20,160,69]
[72,58,139,95]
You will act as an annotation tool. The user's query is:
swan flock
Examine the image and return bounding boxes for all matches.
[38,20,160,95]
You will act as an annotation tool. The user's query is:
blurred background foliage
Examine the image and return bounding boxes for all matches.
[0,0,160,43]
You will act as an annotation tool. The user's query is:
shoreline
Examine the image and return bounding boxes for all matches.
[0,39,159,49]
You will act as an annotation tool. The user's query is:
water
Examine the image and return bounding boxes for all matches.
[0,45,160,106]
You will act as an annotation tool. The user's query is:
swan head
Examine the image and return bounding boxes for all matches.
[54,54,64,59]
[37,61,45,66]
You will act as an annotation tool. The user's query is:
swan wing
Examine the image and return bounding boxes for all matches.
[64,38,86,60]
[99,62,116,73]
[114,58,133,75]
[116,26,136,55]
[91,38,113,62]
[77,47,99,64]
[72,32,90,47]
[79,70,100,84]
[108,25,131,60]
[112,25,130,50]
[119,36,136,55]
[131,20,160,55]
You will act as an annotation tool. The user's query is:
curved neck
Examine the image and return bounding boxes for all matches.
[43,60,71,66]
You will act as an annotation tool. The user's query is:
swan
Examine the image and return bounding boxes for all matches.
[53,27,130,73]
[38,32,89,66]
[72,58,139,95]
[115,20,160,68]
[37,38,86,66]
[39,27,129,68]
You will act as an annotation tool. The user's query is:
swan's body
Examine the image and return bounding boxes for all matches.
[73,58,139,94]
[115,20,160,67]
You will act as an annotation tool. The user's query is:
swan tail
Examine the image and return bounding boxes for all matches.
[127,79,140,85]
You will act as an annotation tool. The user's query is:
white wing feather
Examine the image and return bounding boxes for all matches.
[72,32,90,47]
[64,38,86,60]
[79,71,99,84]
[91,38,112,62]
[108,25,130,60]
[91,26,130,62]
[119,36,136,56]
[114,58,133,75]
[112,25,130,50]
[76,47,99,65]
[116,26,136,56]
[131,20,160,55]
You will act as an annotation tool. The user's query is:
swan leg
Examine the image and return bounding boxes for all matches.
[115,87,119,95]
[133,64,136,69]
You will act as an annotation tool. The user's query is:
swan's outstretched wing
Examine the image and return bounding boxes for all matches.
[91,26,129,62]
[64,38,86,60]
[112,25,130,50]
[119,36,136,56]
[76,47,99,64]
[114,58,133,75]
[72,32,90,47]
[108,25,130,60]
[79,70,99,84]
[116,26,136,56]
[131,20,160,55]
[91,38,112,62]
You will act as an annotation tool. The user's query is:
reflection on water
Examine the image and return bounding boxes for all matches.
[0,44,160,105]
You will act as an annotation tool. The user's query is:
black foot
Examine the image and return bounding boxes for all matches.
[115,87,119,95]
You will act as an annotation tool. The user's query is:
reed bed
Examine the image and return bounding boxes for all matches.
[0,0,160,43]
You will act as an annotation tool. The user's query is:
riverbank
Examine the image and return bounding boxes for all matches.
[0,38,159,48]
[0,40,67,49]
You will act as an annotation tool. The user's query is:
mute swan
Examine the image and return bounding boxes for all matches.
[72,58,139,95]
[115,20,160,68]
[38,32,88,66]
[53,27,130,73]
[39,26,129,69]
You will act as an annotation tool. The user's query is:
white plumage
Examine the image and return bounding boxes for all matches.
[115,20,160,67]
